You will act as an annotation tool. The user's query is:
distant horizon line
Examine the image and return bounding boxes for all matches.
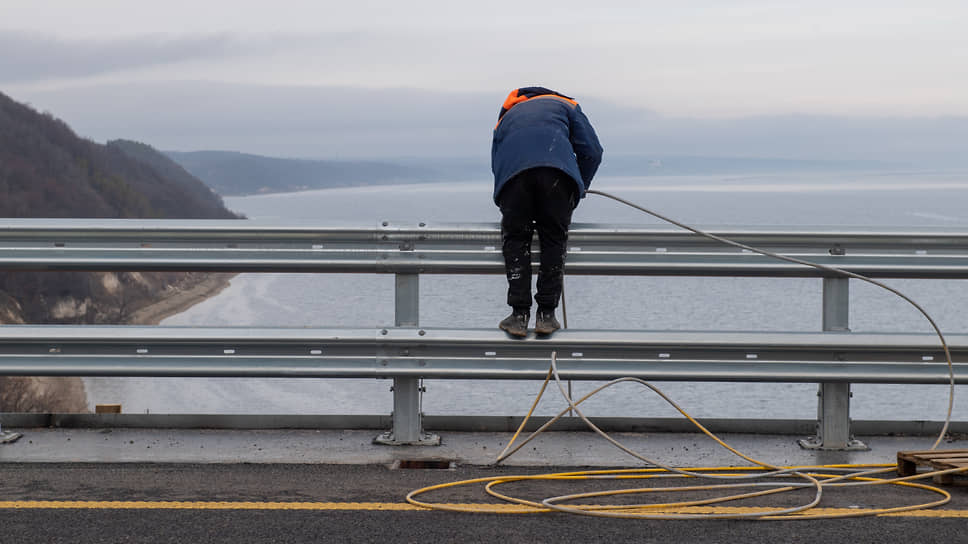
[162,148,907,166]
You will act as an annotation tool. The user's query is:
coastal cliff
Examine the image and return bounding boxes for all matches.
[0,90,241,412]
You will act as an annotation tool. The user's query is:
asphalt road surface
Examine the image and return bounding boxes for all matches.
[2,463,967,543]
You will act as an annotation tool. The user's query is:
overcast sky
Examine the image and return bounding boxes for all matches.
[1,1,966,161]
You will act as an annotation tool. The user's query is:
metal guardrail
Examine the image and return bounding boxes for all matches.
[1,219,967,448]
[1,219,968,277]
[0,326,965,382]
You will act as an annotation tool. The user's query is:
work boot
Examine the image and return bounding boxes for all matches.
[499,309,530,337]
[535,307,561,335]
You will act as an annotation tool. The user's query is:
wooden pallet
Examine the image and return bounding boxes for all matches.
[897,449,968,484]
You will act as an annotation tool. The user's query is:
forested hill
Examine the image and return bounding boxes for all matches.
[0,91,236,219]
[0,90,239,327]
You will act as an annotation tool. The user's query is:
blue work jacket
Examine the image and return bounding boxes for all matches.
[491,89,603,205]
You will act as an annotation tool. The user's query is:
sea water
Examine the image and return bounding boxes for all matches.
[83,171,968,421]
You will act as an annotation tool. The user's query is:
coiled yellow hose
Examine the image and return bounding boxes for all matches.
[407,353,959,519]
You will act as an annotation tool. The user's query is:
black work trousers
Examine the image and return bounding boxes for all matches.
[498,167,577,311]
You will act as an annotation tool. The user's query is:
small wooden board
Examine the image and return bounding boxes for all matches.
[897,449,968,484]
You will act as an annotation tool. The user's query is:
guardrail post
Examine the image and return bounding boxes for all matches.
[799,275,867,450]
[374,272,440,446]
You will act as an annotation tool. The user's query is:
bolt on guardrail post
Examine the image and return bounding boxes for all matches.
[373,272,440,446]
[799,273,868,450]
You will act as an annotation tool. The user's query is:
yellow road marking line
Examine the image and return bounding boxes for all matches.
[0,501,423,511]
[2,501,968,517]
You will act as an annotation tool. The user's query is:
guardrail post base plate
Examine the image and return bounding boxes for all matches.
[0,430,23,444]
[372,430,441,447]
[797,435,868,451]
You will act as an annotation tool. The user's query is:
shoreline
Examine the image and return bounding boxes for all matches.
[69,273,235,413]
[2,274,237,413]
[123,272,237,326]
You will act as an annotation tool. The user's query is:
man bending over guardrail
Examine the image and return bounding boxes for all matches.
[491,86,603,337]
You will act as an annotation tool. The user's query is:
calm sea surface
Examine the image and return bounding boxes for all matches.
[84,171,968,421]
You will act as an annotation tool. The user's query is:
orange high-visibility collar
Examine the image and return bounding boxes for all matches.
[502,89,577,112]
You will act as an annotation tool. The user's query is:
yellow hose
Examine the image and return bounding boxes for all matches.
[406,358,964,519]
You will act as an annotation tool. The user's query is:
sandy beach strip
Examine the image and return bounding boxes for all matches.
[124,273,237,326]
